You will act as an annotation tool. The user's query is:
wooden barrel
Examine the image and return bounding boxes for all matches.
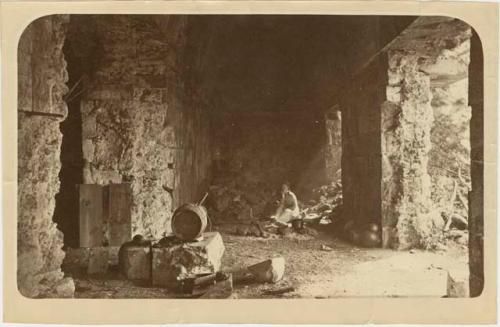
[171,203,208,241]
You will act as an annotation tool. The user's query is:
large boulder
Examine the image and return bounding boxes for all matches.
[248,256,285,283]
[152,232,225,288]
[119,244,152,281]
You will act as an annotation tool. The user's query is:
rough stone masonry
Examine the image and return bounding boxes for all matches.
[17,15,75,298]
[381,17,472,249]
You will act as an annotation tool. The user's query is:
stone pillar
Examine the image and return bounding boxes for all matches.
[18,15,74,297]
[468,31,484,297]
[381,52,437,249]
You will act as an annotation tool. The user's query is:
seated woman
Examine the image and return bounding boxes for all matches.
[271,182,300,226]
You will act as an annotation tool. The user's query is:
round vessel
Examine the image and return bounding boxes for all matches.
[171,203,208,241]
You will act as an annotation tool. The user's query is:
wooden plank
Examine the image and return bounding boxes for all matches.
[108,183,132,246]
[79,184,104,247]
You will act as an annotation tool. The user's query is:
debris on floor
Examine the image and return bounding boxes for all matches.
[248,256,285,283]
[151,232,225,288]
[301,181,343,224]
[262,285,295,296]
[321,244,333,251]
[207,178,343,239]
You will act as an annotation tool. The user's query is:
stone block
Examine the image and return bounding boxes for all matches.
[248,256,285,283]
[152,232,225,288]
[54,277,75,298]
[108,246,121,266]
[119,245,151,281]
[447,268,470,297]
[87,247,109,275]
[62,247,91,270]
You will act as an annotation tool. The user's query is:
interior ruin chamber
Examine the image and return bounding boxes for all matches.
[17,14,484,298]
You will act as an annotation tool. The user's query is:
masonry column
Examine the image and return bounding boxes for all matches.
[17,15,74,298]
[381,51,437,249]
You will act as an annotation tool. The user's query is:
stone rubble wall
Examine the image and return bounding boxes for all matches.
[381,18,472,249]
[382,52,438,249]
[75,16,212,240]
[17,15,75,298]
[211,113,327,202]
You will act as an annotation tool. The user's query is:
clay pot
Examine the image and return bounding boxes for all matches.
[367,222,380,233]
[360,230,382,248]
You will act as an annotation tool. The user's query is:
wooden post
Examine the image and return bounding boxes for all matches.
[108,183,132,246]
[79,184,104,247]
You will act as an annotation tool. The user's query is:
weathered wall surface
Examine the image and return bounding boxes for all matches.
[18,15,74,298]
[211,113,326,200]
[71,16,212,240]
[381,17,471,249]
[382,52,438,249]
[324,108,342,182]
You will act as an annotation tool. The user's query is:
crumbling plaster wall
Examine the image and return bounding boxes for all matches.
[73,16,212,240]
[18,15,74,298]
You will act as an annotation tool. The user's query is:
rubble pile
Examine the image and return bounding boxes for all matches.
[300,181,343,224]
[206,177,343,238]
[206,180,279,237]
[206,182,277,224]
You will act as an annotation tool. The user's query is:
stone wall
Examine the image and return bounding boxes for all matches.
[18,15,74,298]
[72,16,212,240]
[381,17,471,249]
[381,52,438,249]
[211,112,326,199]
[324,107,342,182]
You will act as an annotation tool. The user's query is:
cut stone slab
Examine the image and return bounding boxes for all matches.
[108,246,120,266]
[63,246,120,272]
[62,247,91,270]
[87,247,109,275]
[54,277,76,298]
[119,245,152,281]
[248,256,285,283]
[152,232,225,288]
[447,268,470,297]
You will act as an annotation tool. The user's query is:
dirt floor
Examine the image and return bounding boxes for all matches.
[70,228,468,299]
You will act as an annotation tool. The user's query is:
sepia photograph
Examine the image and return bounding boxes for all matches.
[3,1,498,324]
